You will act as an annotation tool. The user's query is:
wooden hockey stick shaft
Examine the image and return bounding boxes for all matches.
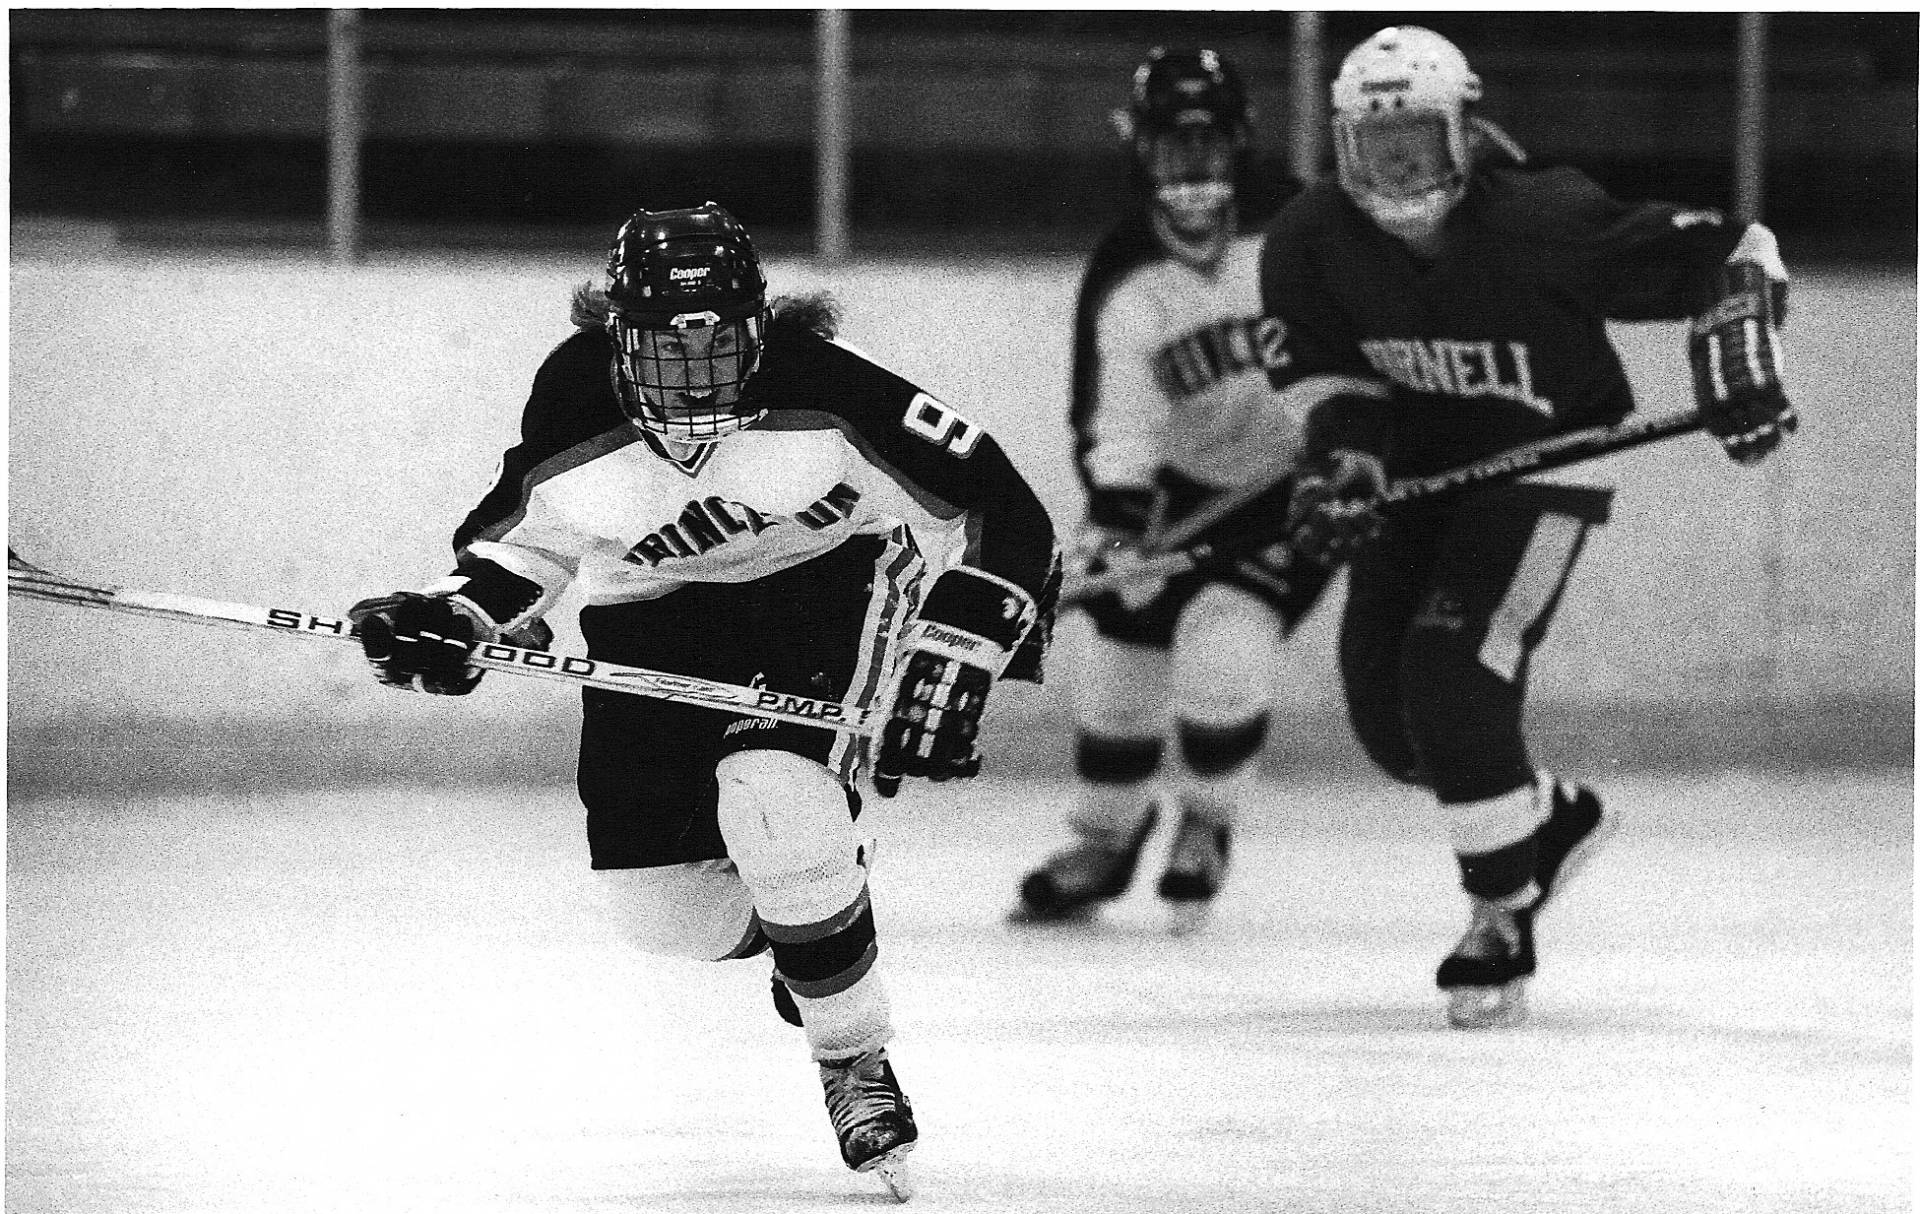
[6,555,881,736]
[1062,408,1705,605]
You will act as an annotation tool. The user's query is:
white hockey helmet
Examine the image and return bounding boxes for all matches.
[1331,26,1482,244]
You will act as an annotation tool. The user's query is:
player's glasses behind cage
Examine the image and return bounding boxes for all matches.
[1141,127,1236,221]
[610,308,771,442]
[1340,111,1462,201]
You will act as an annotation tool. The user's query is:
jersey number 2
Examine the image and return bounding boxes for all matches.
[902,393,982,458]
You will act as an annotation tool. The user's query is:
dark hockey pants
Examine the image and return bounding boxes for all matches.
[1338,484,1607,806]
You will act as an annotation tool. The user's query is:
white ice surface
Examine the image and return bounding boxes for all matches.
[5,771,1911,1212]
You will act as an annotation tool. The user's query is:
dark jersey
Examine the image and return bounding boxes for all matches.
[441,312,1057,632]
[1259,166,1744,477]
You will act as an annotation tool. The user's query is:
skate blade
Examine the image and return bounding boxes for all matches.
[858,1142,916,1202]
[1446,981,1528,1030]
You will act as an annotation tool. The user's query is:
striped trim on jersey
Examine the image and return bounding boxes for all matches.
[829,523,926,784]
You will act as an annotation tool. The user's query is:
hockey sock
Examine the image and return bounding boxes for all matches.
[768,888,894,1061]
[1445,782,1548,903]
[1068,732,1164,840]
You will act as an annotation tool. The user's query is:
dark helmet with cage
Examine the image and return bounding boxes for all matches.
[1118,47,1252,263]
[604,202,772,443]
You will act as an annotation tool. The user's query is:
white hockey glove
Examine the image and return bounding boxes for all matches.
[349,591,499,696]
[873,568,1038,797]
[1689,261,1797,466]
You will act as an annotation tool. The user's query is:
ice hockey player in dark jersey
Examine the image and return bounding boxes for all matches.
[350,203,1059,1198]
[1260,28,1798,1028]
[1011,47,1334,932]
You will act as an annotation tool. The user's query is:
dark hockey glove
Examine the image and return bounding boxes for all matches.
[1284,449,1389,568]
[872,567,1038,797]
[348,590,495,695]
[1689,261,1798,466]
[1000,550,1062,685]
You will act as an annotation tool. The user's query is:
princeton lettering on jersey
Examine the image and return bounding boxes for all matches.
[622,484,863,567]
[1152,316,1290,400]
[1359,338,1551,414]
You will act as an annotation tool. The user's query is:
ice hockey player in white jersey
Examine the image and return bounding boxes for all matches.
[1011,48,1333,932]
[350,202,1059,1200]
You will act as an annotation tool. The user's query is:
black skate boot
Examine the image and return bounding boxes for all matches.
[1010,805,1159,924]
[820,1048,917,1201]
[1436,893,1537,1028]
[1531,779,1608,907]
[1437,779,1610,1029]
[1155,807,1231,935]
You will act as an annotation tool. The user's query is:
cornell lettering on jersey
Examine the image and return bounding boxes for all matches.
[1358,338,1550,414]
[1151,316,1290,399]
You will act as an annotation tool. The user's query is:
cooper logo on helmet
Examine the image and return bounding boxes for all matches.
[669,265,712,283]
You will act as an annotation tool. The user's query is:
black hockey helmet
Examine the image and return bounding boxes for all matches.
[1119,48,1251,267]
[1124,47,1250,142]
[603,202,772,443]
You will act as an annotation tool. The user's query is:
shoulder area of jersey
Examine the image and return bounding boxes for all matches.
[1259,176,1360,237]
[747,300,926,413]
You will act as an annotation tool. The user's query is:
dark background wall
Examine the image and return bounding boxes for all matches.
[11,9,1916,259]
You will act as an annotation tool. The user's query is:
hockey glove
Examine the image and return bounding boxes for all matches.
[873,568,1038,797]
[1000,550,1062,685]
[1689,261,1798,466]
[348,590,496,696]
[1284,449,1389,569]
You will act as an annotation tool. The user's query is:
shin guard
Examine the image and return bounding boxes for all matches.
[716,749,893,1060]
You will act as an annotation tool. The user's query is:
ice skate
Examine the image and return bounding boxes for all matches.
[819,1048,918,1201]
[1436,894,1536,1028]
[1531,779,1611,907]
[1009,806,1159,924]
[1156,807,1230,935]
[1438,780,1610,1028]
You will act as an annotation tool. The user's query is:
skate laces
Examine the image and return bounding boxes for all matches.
[822,1050,904,1131]
[1049,841,1132,888]
[1457,899,1521,960]
[1167,813,1226,875]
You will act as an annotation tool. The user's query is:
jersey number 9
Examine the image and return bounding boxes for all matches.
[902,393,983,458]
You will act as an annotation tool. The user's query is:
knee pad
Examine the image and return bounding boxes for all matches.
[714,749,865,930]
[1172,585,1281,727]
[1401,636,1532,803]
[592,860,760,962]
[1070,627,1171,738]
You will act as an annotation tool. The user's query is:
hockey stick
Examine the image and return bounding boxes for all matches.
[6,551,881,735]
[1062,408,1705,605]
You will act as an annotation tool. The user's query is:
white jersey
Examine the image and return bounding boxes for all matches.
[1075,231,1310,502]
[443,317,1058,635]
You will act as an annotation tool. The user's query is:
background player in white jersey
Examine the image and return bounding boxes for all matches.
[1011,48,1332,931]
[1263,28,1798,1028]
[350,203,1058,1198]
